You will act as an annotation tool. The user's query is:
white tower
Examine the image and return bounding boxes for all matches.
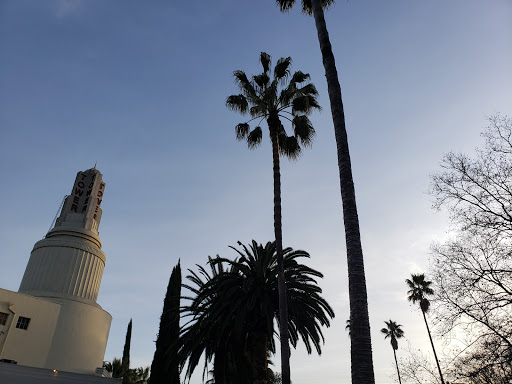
[18,168,112,374]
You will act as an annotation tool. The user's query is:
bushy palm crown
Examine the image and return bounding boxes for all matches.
[406,273,435,313]
[179,241,334,382]
[179,256,233,382]
[380,320,404,350]
[226,52,320,159]
[276,0,334,15]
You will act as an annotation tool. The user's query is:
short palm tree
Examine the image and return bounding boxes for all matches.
[179,256,243,384]
[406,273,445,384]
[131,367,150,384]
[381,320,404,384]
[226,52,320,382]
[180,240,334,384]
[275,2,375,382]
[104,358,123,378]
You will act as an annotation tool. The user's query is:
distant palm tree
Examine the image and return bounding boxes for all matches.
[131,367,150,384]
[275,2,374,382]
[180,241,334,384]
[105,359,149,384]
[226,52,320,382]
[406,273,445,384]
[103,358,123,378]
[380,320,404,384]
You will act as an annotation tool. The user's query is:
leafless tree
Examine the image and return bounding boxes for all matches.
[431,115,512,238]
[431,233,512,383]
[397,341,442,384]
[429,115,512,384]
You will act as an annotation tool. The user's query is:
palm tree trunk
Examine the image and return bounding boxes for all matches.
[268,113,291,384]
[309,0,375,383]
[393,349,402,384]
[214,346,227,384]
[421,311,445,384]
[248,329,269,384]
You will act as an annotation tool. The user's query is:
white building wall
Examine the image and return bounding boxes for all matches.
[45,298,111,374]
[0,289,61,368]
[0,289,111,375]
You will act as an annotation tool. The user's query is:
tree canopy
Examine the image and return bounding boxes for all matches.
[429,115,512,383]
[179,240,334,384]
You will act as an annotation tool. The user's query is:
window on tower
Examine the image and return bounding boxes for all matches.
[0,312,8,326]
[16,316,30,330]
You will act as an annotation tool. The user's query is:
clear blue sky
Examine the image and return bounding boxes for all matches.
[1,1,511,383]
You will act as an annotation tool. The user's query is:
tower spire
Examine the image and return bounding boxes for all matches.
[20,168,107,304]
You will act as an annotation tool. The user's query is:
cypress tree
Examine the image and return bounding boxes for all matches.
[121,319,132,384]
[149,260,182,384]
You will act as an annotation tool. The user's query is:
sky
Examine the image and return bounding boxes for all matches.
[0,0,511,383]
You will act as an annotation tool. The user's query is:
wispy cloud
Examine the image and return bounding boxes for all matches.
[56,0,83,18]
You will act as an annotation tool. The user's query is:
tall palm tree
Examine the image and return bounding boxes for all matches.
[275,1,374,383]
[380,320,404,384]
[226,52,321,383]
[180,240,335,384]
[406,273,445,384]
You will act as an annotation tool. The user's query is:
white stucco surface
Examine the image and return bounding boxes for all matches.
[0,289,61,368]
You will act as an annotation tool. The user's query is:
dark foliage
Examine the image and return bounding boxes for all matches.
[122,319,133,384]
[149,261,182,384]
[179,241,334,384]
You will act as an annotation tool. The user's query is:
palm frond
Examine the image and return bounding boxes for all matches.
[292,94,320,114]
[265,80,279,108]
[279,84,296,107]
[249,105,265,118]
[247,127,263,149]
[233,70,250,87]
[274,57,292,82]
[254,73,270,88]
[260,52,271,74]
[235,123,250,140]
[290,70,310,84]
[298,0,335,15]
[233,70,258,100]
[279,135,301,159]
[297,82,318,96]
[276,0,296,12]
[226,94,249,114]
[292,115,315,147]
